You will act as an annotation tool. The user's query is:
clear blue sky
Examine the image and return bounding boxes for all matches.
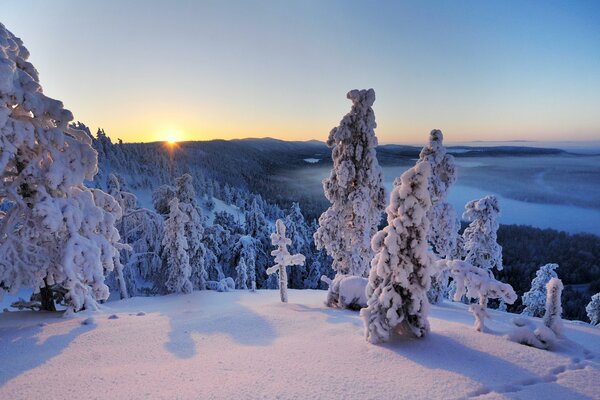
[3,0,600,143]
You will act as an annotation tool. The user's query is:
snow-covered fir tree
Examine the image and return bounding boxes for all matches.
[176,173,208,290]
[361,162,432,344]
[417,130,460,304]
[284,202,310,288]
[543,277,563,336]
[314,88,386,283]
[522,263,559,317]
[233,235,258,291]
[235,258,249,291]
[267,219,305,303]
[153,184,176,215]
[462,195,503,278]
[244,197,271,288]
[0,23,124,312]
[162,198,192,294]
[586,293,600,326]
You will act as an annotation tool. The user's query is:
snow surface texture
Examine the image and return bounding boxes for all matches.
[314,88,386,278]
[1,290,599,400]
[0,23,123,312]
[362,162,433,343]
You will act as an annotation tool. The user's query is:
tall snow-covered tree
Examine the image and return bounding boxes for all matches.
[522,263,559,317]
[176,173,207,290]
[543,277,563,336]
[0,23,124,312]
[267,219,305,303]
[235,258,248,291]
[586,293,600,326]
[417,130,459,304]
[462,196,503,276]
[244,197,271,287]
[361,162,432,344]
[314,88,386,280]
[162,198,192,294]
[152,184,176,216]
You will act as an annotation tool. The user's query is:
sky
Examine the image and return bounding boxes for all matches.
[3,0,600,144]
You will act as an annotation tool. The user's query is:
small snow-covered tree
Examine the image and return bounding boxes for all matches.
[267,219,305,303]
[543,277,563,336]
[162,198,192,294]
[314,89,386,279]
[152,184,176,215]
[462,195,503,278]
[234,235,257,291]
[361,162,432,344]
[235,258,248,290]
[417,130,459,304]
[586,293,600,326]
[284,202,310,288]
[176,173,208,290]
[0,23,124,312]
[443,259,517,332]
[522,263,559,317]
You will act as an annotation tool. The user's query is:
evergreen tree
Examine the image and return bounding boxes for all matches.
[0,23,124,312]
[543,277,563,336]
[162,198,192,294]
[267,219,305,302]
[586,293,600,326]
[314,89,386,281]
[361,162,432,344]
[522,263,559,317]
[284,202,310,288]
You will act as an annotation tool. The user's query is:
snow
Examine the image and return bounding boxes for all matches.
[1,290,599,400]
[303,158,320,163]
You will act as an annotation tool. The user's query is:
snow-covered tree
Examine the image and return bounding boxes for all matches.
[586,293,600,326]
[442,259,517,331]
[284,202,310,288]
[233,235,257,291]
[417,130,459,304]
[152,184,176,215]
[462,195,503,277]
[235,258,248,291]
[0,23,124,312]
[543,277,563,336]
[176,173,207,290]
[304,260,322,289]
[267,219,305,303]
[522,263,559,317]
[162,198,192,294]
[314,89,386,279]
[361,162,432,344]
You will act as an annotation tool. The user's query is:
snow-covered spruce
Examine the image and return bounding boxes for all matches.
[417,129,459,304]
[361,162,432,344]
[321,274,368,310]
[176,173,208,290]
[0,23,125,312]
[587,293,600,326]
[442,259,517,332]
[543,277,563,336]
[162,198,193,294]
[314,89,386,280]
[284,202,310,289]
[267,219,305,303]
[462,195,503,278]
[233,235,258,291]
[521,263,559,317]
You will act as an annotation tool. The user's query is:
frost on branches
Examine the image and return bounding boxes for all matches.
[361,162,432,344]
[543,277,563,336]
[0,23,124,312]
[462,196,503,276]
[522,263,559,318]
[586,293,600,326]
[162,198,192,294]
[267,219,305,303]
[417,130,459,304]
[442,260,517,332]
[176,173,208,290]
[314,89,386,280]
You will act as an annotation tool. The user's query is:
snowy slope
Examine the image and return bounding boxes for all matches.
[1,290,599,400]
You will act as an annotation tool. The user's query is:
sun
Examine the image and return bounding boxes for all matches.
[168,137,177,145]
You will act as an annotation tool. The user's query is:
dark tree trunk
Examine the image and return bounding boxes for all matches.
[39,280,56,312]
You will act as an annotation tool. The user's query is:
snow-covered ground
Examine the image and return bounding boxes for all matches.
[1,290,599,400]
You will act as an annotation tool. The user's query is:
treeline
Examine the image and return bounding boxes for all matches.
[496,224,600,321]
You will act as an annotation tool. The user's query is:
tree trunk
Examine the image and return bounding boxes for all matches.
[39,280,56,311]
